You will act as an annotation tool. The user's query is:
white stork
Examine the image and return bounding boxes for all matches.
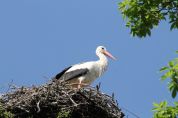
[53,46,116,89]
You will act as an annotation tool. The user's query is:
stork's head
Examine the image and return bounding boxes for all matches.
[96,46,116,60]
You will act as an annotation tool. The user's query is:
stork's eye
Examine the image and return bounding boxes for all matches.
[102,47,104,50]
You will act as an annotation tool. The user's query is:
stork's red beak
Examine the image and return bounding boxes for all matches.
[103,50,116,60]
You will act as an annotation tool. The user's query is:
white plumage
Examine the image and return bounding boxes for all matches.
[54,46,116,89]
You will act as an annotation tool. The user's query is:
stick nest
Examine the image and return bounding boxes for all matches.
[0,81,124,118]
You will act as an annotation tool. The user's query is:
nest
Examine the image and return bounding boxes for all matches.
[0,81,124,118]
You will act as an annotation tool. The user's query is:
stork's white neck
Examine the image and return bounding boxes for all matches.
[98,53,108,62]
[97,53,108,76]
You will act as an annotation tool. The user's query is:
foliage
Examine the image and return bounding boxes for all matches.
[119,0,178,37]
[153,101,178,118]
[160,54,178,98]
[153,52,178,118]
[0,103,14,118]
[57,111,70,118]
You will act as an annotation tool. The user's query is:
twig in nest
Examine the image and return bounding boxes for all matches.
[69,97,78,107]
[17,106,29,113]
[37,100,41,113]
[6,80,14,93]
[96,82,101,92]
[112,92,115,101]
[66,83,90,89]
[77,91,95,105]
[62,90,78,107]
[116,100,119,107]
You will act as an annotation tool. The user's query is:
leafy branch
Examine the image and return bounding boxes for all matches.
[160,53,178,98]
[153,101,178,118]
[119,0,178,37]
[0,102,14,118]
[153,51,178,118]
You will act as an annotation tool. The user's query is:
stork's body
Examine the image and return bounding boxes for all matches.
[54,46,116,89]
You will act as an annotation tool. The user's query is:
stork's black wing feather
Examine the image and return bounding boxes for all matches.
[61,68,89,81]
[54,65,89,82]
[55,66,72,80]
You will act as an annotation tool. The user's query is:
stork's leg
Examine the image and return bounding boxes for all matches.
[80,83,89,87]
[68,81,89,89]
[77,80,81,89]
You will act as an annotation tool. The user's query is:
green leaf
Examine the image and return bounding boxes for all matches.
[148,30,151,36]
[169,61,174,67]
[173,64,178,70]
[160,66,169,72]
[168,82,175,91]
[160,101,167,108]
[126,22,131,27]
[153,102,160,107]
[161,71,173,80]
[170,22,176,30]
[161,75,168,80]
[171,87,177,98]
[174,102,178,106]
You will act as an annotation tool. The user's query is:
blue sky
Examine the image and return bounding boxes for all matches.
[0,0,178,117]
